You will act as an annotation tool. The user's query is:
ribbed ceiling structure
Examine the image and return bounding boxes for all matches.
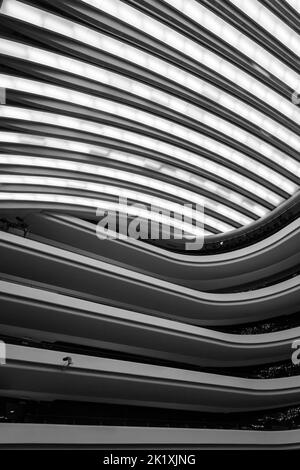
[0,0,299,236]
[0,0,300,451]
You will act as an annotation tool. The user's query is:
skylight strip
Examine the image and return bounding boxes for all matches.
[0,38,298,154]
[161,0,300,92]
[228,0,300,56]
[0,191,214,236]
[0,176,230,233]
[1,0,299,127]
[0,132,269,218]
[78,0,300,106]
[284,0,300,15]
[0,106,285,206]
[0,155,254,225]
[3,74,299,188]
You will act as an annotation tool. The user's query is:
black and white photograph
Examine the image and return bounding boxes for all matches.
[0,0,299,460]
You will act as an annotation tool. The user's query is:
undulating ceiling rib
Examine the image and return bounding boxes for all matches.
[0,0,299,236]
[281,0,300,16]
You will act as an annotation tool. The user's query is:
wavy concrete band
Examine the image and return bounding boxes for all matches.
[1,424,300,450]
[23,212,300,291]
[0,231,299,325]
[2,344,300,413]
[0,279,299,368]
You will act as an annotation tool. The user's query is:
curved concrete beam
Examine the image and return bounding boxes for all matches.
[2,344,300,413]
[0,279,299,367]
